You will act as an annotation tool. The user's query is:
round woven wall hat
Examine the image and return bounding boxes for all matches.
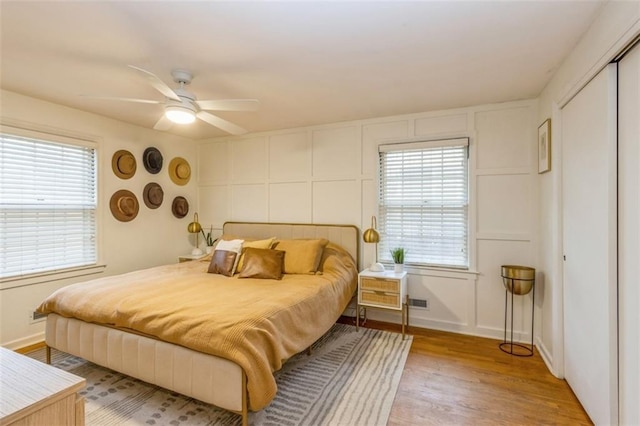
[112,150,136,179]
[110,190,139,222]
[169,157,191,186]
[143,182,164,209]
[143,147,163,174]
[171,196,189,218]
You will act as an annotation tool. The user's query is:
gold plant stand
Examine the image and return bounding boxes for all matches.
[499,265,535,357]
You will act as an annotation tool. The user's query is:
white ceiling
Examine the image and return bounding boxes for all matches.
[1,1,604,140]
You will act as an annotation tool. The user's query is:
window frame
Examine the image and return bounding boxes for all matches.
[0,122,104,288]
[376,137,470,270]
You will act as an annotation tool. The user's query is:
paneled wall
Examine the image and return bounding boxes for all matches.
[198,99,538,340]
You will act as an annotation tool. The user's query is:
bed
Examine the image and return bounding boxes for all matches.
[37,222,359,426]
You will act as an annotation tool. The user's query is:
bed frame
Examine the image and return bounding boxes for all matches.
[45,222,359,426]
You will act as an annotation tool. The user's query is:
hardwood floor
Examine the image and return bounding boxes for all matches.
[339,317,592,425]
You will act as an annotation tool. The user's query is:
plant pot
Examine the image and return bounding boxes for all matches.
[394,263,403,273]
[501,265,535,295]
[205,246,214,255]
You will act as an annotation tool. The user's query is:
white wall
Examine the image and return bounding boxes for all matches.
[197,99,539,341]
[618,42,640,426]
[0,90,198,349]
[537,1,640,376]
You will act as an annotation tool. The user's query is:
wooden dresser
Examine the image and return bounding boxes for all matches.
[0,347,85,426]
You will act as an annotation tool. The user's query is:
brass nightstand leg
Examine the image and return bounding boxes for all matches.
[406,294,410,330]
[356,305,367,331]
[402,295,410,340]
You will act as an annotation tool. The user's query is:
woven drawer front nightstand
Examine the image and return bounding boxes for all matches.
[357,270,409,339]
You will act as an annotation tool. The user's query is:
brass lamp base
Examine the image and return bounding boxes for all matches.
[369,262,385,272]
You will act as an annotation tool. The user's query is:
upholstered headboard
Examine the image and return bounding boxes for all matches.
[223,222,360,266]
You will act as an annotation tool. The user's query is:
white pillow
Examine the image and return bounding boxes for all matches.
[215,239,244,275]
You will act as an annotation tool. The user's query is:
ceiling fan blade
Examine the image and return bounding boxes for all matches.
[128,65,181,102]
[196,111,248,135]
[153,115,173,131]
[80,95,161,104]
[196,99,260,112]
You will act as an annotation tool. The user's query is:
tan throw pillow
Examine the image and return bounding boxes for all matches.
[238,248,285,280]
[235,237,276,273]
[272,238,329,274]
[208,239,244,276]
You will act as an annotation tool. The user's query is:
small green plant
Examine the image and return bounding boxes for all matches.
[390,247,405,264]
[201,226,215,246]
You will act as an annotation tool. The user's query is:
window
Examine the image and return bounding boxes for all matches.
[378,138,469,269]
[0,130,97,279]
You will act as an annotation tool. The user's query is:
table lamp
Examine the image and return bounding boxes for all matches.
[187,213,203,256]
[363,216,385,271]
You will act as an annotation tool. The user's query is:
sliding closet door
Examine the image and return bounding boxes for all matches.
[561,64,617,425]
[618,44,640,425]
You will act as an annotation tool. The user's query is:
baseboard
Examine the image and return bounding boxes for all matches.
[536,336,562,378]
[14,340,47,354]
[365,310,534,343]
[2,331,45,351]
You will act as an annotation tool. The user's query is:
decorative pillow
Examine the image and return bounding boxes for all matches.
[207,239,244,276]
[238,248,285,280]
[236,237,276,273]
[272,238,329,274]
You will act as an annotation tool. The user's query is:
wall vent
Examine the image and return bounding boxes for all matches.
[408,298,429,310]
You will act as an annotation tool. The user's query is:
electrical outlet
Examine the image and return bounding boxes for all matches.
[28,310,47,324]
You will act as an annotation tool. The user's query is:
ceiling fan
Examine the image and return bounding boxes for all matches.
[84,65,259,135]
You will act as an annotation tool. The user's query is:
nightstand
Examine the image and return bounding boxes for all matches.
[178,254,207,263]
[357,269,409,339]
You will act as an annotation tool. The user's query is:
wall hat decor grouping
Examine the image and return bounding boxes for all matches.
[143,147,163,174]
[143,182,164,209]
[171,196,189,218]
[112,150,136,179]
[110,189,139,222]
[169,157,191,186]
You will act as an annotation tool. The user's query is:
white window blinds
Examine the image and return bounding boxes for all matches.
[0,131,97,279]
[378,138,469,269]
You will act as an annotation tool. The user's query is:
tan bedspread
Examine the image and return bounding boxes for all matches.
[37,243,357,410]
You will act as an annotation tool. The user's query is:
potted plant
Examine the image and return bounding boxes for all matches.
[390,247,405,273]
[201,226,216,254]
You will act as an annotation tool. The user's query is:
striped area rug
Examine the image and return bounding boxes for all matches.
[28,324,412,425]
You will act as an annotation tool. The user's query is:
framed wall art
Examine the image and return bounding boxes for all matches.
[538,119,551,174]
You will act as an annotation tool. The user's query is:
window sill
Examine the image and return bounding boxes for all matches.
[383,264,479,280]
[0,264,107,290]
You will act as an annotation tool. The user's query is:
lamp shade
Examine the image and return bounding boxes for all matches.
[363,227,380,243]
[363,216,380,243]
[187,213,202,233]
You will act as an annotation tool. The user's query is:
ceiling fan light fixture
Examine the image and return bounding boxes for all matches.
[165,105,196,124]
